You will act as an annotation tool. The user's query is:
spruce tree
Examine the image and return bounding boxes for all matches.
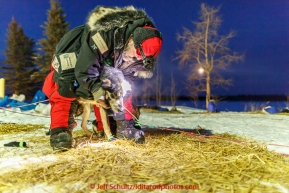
[2,17,38,99]
[33,0,69,83]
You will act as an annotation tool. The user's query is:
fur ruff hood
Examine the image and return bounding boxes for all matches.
[86,6,154,32]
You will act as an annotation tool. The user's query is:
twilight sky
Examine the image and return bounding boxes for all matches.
[0,0,289,96]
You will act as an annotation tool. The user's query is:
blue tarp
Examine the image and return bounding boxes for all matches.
[264,106,279,114]
[208,101,218,112]
[32,90,47,103]
[0,96,13,107]
[8,100,36,111]
[158,107,169,111]
[0,90,47,111]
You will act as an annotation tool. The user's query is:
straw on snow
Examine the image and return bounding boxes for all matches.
[0,124,289,193]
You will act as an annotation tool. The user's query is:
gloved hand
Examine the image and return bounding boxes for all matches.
[92,88,109,109]
[99,66,124,94]
[116,120,145,144]
[92,78,118,102]
[93,75,124,112]
[92,87,105,101]
[100,78,118,93]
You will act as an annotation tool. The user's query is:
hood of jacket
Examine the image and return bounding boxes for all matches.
[85,5,157,69]
[86,6,154,32]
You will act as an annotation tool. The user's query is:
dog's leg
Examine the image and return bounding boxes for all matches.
[78,97,115,141]
[98,105,114,140]
[81,104,95,138]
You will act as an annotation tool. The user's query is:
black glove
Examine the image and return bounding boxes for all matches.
[99,66,124,94]
[92,87,105,101]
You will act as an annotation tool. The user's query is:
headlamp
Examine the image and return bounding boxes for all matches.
[138,45,156,71]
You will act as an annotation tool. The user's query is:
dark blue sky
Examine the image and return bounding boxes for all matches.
[0,0,289,96]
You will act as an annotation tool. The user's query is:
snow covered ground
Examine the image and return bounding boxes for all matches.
[0,104,289,192]
[1,104,289,155]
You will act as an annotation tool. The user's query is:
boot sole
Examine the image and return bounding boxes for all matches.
[50,132,73,150]
[51,141,73,150]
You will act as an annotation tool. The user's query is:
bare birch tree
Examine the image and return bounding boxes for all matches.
[170,71,179,110]
[140,79,152,106]
[146,62,164,106]
[154,63,163,106]
[176,3,244,108]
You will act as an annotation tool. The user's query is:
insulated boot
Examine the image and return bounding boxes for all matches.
[50,130,73,150]
[116,120,145,144]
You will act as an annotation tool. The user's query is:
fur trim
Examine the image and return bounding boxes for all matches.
[86,6,150,31]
